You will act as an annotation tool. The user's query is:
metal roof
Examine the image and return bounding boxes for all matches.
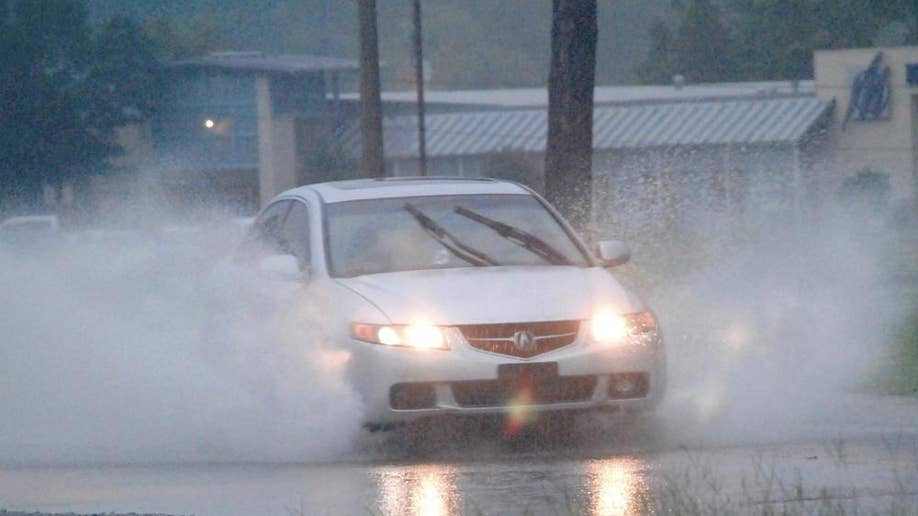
[381,97,833,159]
[337,80,816,108]
[173,52,358,75]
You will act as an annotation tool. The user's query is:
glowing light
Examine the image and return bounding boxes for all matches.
[377,326,401,346]
[590,310,657,346]
[404,324,445,349]
[416,474,449,516]
[203,119,215,129]
[377,465,459,516]
[351,322,449,349]
[587,458,644,516]
[723,323,749,351]
[319,350,351,371]
[591,310,628,344]
[502,383,535,437]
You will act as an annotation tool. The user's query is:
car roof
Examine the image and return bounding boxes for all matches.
[287,177,532,203]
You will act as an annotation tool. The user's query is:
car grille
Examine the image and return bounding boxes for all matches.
[451,375,597,408]
[457,320,580,358]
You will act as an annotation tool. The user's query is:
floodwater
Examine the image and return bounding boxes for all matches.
[2,395,916,515]
[1,192,914,515]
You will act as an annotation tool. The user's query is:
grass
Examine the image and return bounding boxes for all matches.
[878,222,918,396]
[876,227,918,396]
[882,310,918,396]
[496,442,917,516]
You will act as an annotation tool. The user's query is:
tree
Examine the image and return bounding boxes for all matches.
[544,0,597,231]
[730,0,832,81]
[635,0,736,84]
[636,19,677,84]
[357,0,385,178]
[143,14,215,62]
[0,0,97,209]
[676,0,736,83]
[0,1,161,211]
[720,0,917,82]
[88,16,161,131]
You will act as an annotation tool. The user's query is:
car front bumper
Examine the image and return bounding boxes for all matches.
[345,328,666,424]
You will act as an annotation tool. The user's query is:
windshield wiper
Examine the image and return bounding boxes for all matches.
[453,206,573,266]
[404,203,499,267]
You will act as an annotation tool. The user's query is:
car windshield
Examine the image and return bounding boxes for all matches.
[325,194,589,277]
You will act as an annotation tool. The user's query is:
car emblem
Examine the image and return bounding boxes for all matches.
[512,330,537,352]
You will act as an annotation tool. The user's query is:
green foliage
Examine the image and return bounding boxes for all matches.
[839,168,892,209]
[635,19,678,84]
[89,16,161,126]
[638,0,918,84]
[636,0,737,84]
[0,0,161,210]
[143,14,216,62]
[676,0,737,83]
[1,0,97,207]
[885,307,918,395]
[84,0,672,89]
[730,0,877,81]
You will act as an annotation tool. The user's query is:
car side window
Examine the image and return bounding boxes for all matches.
[237,200,292,262]
[280,201,311,270]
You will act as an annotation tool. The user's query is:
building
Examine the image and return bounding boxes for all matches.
[151,51,358,211]
[372,81,833,237]
[338,81,814,113]
[113,46,918,226]
[814,46,918,203]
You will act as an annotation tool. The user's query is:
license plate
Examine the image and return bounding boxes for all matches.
[498,362,558,383]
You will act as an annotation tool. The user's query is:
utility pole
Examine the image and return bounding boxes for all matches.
[357,0,385,178]
[544,0,597,231]
[412,0,428,176]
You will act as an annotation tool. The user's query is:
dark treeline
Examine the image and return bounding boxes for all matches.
[83,0,668,89]
[637,0,918,84]
[0,0,164,210]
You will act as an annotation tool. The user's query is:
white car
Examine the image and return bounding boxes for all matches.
[238,178,665,426]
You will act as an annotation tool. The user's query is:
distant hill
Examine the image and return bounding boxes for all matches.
[84,0,671,89]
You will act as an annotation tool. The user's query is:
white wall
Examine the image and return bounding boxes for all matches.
[815,46,918,201]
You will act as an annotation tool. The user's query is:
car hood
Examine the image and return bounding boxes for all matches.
[335,266,642,325]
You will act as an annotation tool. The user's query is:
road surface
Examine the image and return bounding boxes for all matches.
[2,395,917,515]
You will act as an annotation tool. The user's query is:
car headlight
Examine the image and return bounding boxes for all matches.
[590,310,657,346]
[351,323,450,350]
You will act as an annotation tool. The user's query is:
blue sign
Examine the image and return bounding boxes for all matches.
[843,52,891,130]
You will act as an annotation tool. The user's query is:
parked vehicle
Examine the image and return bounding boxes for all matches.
[237,178,666,426]
[0,214,60,248]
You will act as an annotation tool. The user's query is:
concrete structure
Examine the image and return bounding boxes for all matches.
[815,46,918,202]
[152,51,358,211]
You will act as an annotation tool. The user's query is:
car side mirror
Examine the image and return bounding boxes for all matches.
[597,240,630,267]
[258,254,308,281]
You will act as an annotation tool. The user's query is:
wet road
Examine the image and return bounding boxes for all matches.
[2,395,917,516]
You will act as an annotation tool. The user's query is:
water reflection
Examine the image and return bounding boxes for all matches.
[375,464,461,516]
[587,457,649,516]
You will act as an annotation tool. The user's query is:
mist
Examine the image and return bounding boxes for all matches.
[0,167,908,466]
[0,209,362,465]
[628,190,903,445]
